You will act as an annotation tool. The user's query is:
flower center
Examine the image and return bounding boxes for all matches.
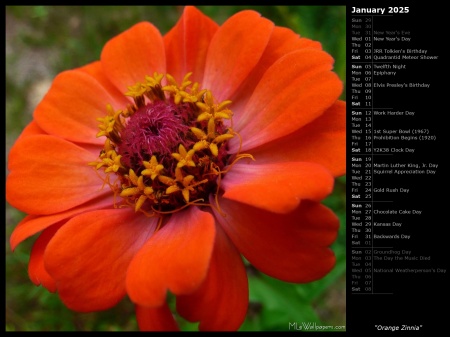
[89,72,253,219]
[117,100,189,171]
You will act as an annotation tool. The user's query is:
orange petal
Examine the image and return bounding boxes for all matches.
[78,61,126,100]
[135,303,179,331]
[221,161,334,213]
[44,208,157,312]
[28,223,63,293]
[15,121,46,142]
[229,48,343,153]
[101,22,165,94]
[126,207,215,307]
[177,223,248,331]
[230,26,322,119]
[164,6,218,84]
[249,100,346,177]
[34,64,129,145]
[202,10,274,101]
[6,134,108,215]
[213,197,338,282]
[10,194,115,251]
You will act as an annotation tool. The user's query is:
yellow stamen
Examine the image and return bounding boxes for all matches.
[162,73,193,104]
[171,144,196,168]
[141,156,164,180]
[165,168,208,203]
[158,175,176,186]
[213,133,234,144]
[209,143,219,157]
[193,140,209,152]
[190,127,207,140]
[120,170,156,212]
[196,90,233,123]
[145,72,164,87]
[179,82,207,104]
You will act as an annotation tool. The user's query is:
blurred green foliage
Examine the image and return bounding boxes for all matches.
[5,5,346,331]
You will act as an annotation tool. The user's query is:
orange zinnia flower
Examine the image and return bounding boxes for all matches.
[6,6,345,331]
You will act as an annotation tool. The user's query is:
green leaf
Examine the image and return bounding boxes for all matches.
[243,274,321,331]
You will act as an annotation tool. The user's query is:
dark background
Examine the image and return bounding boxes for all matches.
[346,3,447,335]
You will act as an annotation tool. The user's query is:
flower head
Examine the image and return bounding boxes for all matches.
[6,6,345,331]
